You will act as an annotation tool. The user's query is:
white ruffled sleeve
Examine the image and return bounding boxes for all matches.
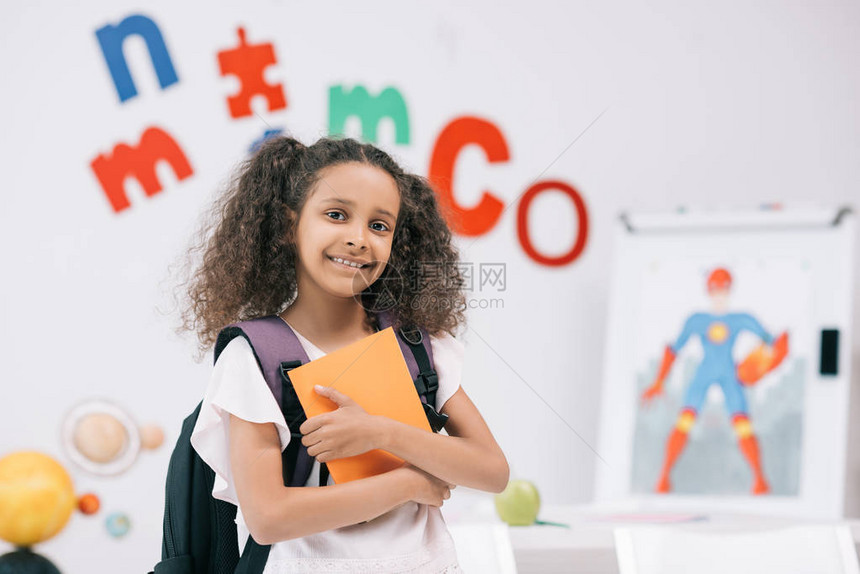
[189,336,292,506]
[428,332,465,412]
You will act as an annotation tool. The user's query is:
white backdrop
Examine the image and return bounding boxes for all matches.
[2,1,859,572]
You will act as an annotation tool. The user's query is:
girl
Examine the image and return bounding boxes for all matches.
[177,136,510,573]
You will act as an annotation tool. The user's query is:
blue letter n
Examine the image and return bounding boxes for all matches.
[96,14,178,103]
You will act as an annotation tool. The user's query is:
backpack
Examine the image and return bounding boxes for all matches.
[149,310,448,574]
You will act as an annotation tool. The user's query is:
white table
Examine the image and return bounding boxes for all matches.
[442,493,860,573]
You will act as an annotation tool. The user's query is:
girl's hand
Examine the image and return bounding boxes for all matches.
[399,463,456,507]
[299,385,384,463]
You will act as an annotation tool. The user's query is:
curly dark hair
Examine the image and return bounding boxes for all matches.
[170,135,467,361]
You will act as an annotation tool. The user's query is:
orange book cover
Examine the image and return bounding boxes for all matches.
[287,326,432,483]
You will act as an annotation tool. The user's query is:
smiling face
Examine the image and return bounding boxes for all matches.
[291,161,401,299]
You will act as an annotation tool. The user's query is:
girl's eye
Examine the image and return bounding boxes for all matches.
[326,211,389,232]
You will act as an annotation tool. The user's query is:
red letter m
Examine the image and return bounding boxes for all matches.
[91,126,193,213]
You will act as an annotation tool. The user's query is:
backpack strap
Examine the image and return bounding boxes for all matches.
[233,537,270,574]
[378,311,449,432]
[319,462,331,488]
[408,333,448,433]
[215,316,307,407]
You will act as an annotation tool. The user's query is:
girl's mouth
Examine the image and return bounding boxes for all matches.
[327,255,371,271]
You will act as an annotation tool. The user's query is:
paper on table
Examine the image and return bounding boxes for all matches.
[287,326,432,484]
[590,514,708,524]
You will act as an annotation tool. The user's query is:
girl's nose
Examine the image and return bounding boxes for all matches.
[346,221,368,250]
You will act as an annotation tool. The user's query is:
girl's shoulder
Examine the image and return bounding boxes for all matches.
[428,330,465,358]
[213,334,257,369]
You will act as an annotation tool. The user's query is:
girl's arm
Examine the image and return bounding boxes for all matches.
[228,414,445,545]
[377,387,509,493]
[299,385,509,493]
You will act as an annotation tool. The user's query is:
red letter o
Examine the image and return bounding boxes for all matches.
[516,180,589,267]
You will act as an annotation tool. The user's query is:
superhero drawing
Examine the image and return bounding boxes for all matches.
[640,268,789,495]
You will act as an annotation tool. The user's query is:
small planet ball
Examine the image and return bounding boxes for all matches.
[140,425,164,450]
[78,493,100,515]
[0,451,76,546]
[105,512,131,538]
[73,413,128,463]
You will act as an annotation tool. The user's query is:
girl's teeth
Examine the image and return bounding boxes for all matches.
[332,257,364,268]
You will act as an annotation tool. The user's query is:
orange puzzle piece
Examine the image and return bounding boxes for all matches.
[217,27,287,119]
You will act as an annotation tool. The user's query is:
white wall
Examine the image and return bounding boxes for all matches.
[1,1,859,572]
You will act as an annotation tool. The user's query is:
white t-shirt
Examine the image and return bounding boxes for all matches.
[190,321,465,573]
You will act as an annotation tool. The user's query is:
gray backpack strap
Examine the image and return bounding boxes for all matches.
[215,315,309,406]
[377,310,436,382]
[377,311,448,432]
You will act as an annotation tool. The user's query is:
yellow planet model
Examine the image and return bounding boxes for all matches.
[0,451,76,547]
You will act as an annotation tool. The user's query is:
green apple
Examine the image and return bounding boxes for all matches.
[494,479,540,526]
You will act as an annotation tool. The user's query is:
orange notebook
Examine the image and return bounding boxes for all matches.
[287,326,432,484]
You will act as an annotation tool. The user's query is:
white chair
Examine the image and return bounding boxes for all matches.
[448,522,518,573]
[615,524,860,574]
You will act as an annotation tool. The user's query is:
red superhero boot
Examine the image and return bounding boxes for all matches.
[734,414,770,494]
[655,408,695,493]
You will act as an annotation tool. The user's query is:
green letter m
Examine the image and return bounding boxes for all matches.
[328,85,409,144]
